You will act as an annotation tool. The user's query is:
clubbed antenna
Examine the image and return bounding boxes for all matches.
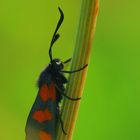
[49,7,64,63]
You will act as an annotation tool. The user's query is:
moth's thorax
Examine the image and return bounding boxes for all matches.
[38,60,66,88]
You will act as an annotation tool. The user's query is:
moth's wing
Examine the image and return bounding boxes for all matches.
[25,82,57,140]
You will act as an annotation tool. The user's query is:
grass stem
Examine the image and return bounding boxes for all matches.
[56,0,99,140]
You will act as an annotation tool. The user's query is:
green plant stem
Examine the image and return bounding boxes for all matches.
[56,0,99,140]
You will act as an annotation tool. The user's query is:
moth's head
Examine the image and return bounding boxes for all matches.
[51,58,64,70]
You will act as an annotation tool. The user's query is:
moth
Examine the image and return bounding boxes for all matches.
[25,7,87,140]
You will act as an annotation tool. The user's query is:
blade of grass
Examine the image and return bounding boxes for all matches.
[56,0,99,140]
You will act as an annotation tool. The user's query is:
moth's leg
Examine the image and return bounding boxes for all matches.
[63,58,72,64]
[60,64,88,74]
[55,84,81,101]
[56,107,67,135]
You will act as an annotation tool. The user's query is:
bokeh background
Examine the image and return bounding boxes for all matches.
[0,0,140,140]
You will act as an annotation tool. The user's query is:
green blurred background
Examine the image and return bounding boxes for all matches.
[0,0,140,140]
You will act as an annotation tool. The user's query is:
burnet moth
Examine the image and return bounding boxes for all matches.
[25,7,88,140]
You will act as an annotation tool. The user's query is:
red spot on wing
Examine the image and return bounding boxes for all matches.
[39,131,52,140]
[32,108,52,123]
[39,82,56,102]
[49,82,56,101]
[39,85,49,102]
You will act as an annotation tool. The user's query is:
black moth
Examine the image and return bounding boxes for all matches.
[25,7,88,140]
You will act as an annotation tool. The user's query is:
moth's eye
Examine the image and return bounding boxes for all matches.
[56,61,61,65]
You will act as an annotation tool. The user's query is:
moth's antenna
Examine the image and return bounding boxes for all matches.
[49,7,64,63]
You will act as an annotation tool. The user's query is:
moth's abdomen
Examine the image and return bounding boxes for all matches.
[25,82,57,140]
